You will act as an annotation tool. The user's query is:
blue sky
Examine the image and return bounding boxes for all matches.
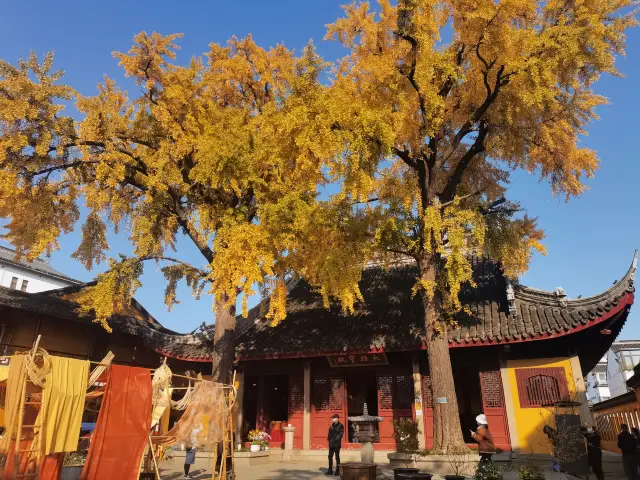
[1,1,639,338]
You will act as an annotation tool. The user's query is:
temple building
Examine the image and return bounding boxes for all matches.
[0,254,636,454]
[149,255,637,454]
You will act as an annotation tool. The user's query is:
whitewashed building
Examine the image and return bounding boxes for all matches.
[607,341,640,399]
[0,245,81,293]
[586,358,610,404]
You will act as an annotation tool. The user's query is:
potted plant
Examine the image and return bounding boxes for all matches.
[444,446,474,480]
[516,464,545,480]
[248,429,271,452]
[474,461,504,480]
[392,418,425,479]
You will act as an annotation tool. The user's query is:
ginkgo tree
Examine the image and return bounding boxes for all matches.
[0,33,332,384]
[306,0,637,451]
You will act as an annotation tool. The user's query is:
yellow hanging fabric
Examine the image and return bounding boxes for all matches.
[0,364,9,383]
[0,355,27,454]
[37,356,88,455]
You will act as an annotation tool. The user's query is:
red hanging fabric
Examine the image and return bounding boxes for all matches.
[80,365,152,480]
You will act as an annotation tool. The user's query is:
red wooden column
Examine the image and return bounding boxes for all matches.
[479,370,510,450]
[288,374,304,449]
[310,375,345,449]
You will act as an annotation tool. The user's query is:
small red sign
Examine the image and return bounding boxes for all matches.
[327,352,388,367]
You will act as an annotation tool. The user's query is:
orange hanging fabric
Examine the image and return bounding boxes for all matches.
[39,453,64,480]
[80,365,152,480]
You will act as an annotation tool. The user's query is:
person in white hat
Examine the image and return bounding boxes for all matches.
[471,414,496,462]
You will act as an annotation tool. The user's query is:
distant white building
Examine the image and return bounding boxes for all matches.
[0,245,81,293]
[586,357,610,404]
[607,341,640,398]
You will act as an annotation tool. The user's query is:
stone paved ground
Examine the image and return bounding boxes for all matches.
[159,459,358,479]
[158,458,627,480]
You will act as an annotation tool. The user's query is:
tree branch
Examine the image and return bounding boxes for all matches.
[439,122,489,202]
[137,255,210,278]
[28,159,99,177]
[383,246,415,259]
[349,197,379,207]
[439,189,485,209]
[392,147,418,170]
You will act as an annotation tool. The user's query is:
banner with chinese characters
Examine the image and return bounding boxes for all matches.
[327,352,388,367]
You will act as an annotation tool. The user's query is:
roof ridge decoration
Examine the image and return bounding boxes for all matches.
[513,250,637,308]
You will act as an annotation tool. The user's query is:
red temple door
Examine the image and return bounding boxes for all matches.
[288,374,304,449]
[377,372,414,447]
[311,375,345,449]
[422,374,434,449]
[479,370,510,450]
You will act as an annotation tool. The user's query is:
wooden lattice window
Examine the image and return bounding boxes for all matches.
[329,378,344,410]
[378,375,393,410]
[312,376,343,411]
[422,375,433,408]
[480,371,504,408]
[312,377,330,411]
[378,374,414,410]
[515,367,569,408]
[394,375,414,410]
[289,374,304,414]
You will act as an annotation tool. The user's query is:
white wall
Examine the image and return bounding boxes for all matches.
[586,370,611,404]
[606,349,640,398]
[0,263,74,293]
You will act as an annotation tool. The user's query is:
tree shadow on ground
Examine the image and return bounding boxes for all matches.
[238,467,328,480]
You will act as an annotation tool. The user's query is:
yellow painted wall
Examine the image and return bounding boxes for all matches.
[506,357,577,454]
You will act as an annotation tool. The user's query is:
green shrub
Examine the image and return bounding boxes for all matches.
[517,464,545,480]
[392,418,420,454]
[475,461,504,480]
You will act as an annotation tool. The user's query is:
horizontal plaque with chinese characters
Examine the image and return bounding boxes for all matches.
[327,352,388,367]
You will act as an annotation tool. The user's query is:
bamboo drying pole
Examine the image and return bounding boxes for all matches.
[148,435,161,480]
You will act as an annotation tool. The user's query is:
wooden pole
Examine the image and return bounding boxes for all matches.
[148,435,161,480]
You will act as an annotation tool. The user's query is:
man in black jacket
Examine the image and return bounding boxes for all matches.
[326,414,344,476]
[583,426,604,480]
[618,424,639,480]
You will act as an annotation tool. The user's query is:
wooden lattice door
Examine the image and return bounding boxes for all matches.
[288,374,304,449]
[479,370,510,450]
[311,375,345,449]
[422,374,434,449]
[377,372,414,446]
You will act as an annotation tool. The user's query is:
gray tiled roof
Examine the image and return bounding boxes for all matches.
[611,341,640,353]
[233,255,635,360]
[591,364,607,374]
[0,246,81,284]
[0,253,635,366]
[0,284,175,334]
[132,254,636,362]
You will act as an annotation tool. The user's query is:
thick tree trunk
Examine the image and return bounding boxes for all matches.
[211,294,237,385]
[420,258,466,453]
